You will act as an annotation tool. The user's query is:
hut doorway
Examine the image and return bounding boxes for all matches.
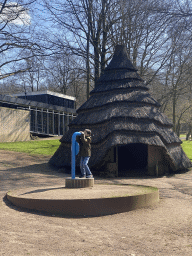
[118,143,148,176]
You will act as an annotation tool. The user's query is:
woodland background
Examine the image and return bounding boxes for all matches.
[1,0,192,137]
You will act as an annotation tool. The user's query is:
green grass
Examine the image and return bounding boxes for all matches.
[0,138,191,162]
[0,139,60,156]
[181,140,192,161]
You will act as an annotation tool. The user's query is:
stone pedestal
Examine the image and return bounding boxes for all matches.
[65,178,94,188]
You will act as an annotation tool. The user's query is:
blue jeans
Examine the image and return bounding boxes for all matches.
[80,157,92,176]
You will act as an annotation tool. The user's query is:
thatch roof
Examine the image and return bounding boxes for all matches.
[49,45,191,171]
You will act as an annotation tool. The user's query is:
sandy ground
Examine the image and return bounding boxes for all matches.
[1,150,192,256]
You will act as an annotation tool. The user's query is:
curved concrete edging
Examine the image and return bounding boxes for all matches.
[6,185,159,217]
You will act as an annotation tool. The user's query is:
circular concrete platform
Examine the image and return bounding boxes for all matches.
[6,184,159,217]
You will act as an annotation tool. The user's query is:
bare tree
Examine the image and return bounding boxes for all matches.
[108,0,179,85]
[39,0,192,118]
[16,56,46,92]
[43,0,186,90]
[43,0,122,90]
[0,0,44,81]
[151,0,192,18]
[67,68,87,109]
[0,76,22,94]
[43,52,87,107]
[150,29,192,135]
[44,53,72,94]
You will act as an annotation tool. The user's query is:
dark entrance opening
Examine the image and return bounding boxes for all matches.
[118,143,148,176]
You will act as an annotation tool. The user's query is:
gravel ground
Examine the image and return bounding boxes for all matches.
[1,150,192,256]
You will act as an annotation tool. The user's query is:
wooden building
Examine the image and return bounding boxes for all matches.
[49,45,191,176]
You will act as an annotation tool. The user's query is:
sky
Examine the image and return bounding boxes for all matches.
[0,1,31,25]
[1,0,192,87]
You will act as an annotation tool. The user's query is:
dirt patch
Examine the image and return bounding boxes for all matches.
[1,150,192,255]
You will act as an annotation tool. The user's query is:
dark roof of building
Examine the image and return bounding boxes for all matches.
[0,94,76,113]
[49,45,191,170]
[11,90,76,101]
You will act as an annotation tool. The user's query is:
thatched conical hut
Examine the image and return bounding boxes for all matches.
[49,45,191,176]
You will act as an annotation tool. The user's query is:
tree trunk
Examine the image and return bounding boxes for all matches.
[86,4,90,100]
[172,88,176,132]
[186,124,192,140]
[176,122,180,137]
[101,32,107,75]
[101,0,107,75]
[94,44,100,84]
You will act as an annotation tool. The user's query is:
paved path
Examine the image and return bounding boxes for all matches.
[1,150,192,255]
